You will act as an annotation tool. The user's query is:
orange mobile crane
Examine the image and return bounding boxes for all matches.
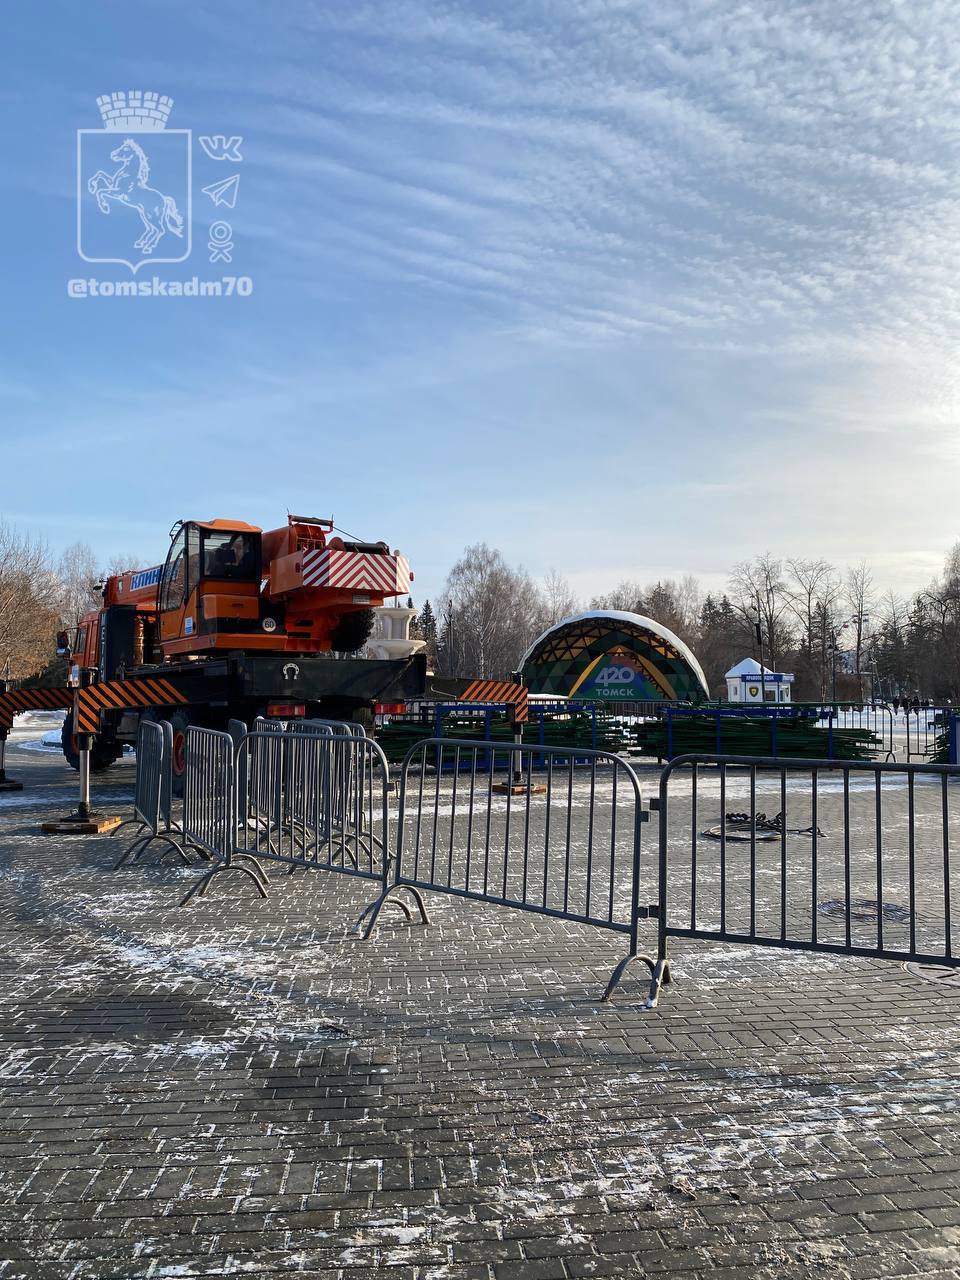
[56,514,426,778]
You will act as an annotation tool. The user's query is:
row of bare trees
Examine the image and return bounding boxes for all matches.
[5,515,960,702]
[0,521,140,684]
[721,551,960,701]
[0,525,60,684]
[414,545,578,680]
[419,543,960,701]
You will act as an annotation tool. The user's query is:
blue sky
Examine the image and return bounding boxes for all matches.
[2,0,959,607]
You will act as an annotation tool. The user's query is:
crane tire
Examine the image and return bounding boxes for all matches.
[60,719,121,773]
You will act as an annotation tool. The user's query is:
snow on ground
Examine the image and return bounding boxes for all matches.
[14,729,66,753]
[9,709,133,755]
[8,710,66,743]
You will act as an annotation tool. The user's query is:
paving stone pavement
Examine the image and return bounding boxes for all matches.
[1,742,960,1279]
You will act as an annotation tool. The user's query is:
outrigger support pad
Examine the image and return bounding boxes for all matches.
[40,731,121,835]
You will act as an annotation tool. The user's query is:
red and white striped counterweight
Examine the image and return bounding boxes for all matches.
[300,547,411,597]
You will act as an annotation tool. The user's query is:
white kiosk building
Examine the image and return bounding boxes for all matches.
[725,657,794,704]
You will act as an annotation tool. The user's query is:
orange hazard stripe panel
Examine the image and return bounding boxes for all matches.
[0,686,74,731]
[460,680,526,703]
[459,681,528,723]
[74,678,189,734]
[142,678,174,701]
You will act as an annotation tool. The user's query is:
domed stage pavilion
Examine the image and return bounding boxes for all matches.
[519,611,709,704]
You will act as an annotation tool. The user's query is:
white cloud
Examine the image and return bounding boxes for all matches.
[203,0,958,375]
[4,0,960,605]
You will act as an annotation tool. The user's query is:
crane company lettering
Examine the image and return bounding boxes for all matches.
[127,567,163,592]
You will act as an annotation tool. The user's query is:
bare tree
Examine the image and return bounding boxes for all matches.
[844,561,875,698]
[869,590,910,697]
[676,575,703,636]
[590,580,644,611]
[537,569,579,631]
[588,575,702,646]
[57,542,102,630]
[782,559,843,696]
[439,544,543,678]
[784,559,836,659]
[106,552,149,576]
[729,554,793,669]
[0,522,60,682]
[905,545,960,699]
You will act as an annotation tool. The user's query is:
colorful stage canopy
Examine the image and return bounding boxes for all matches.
[519,611,710,703]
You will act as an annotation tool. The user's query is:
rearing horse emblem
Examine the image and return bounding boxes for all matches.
[77,95,191,272]
[87,139,184,255]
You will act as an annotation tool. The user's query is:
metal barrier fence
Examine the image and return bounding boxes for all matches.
[378,703,624,768]
[763,702,953,762]
[254,715,366,737]
[895,705,952,761]
[609,753,960,1008]
[656,703,895,763]
[234,728,391,880]
[114,722,960,1013]
[380,700,905,767]
[809,703,895,760]
[173,722,391,905]
[360,738,658,983]
[238,717,366,848]
[179,726,266,904]
[244,719,328,834]
[113,719,188,866]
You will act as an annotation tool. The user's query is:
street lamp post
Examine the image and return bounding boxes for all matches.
[749,601,765,705]
[830,630,838,703]
[443,604,456,676]
[829,618,856,704]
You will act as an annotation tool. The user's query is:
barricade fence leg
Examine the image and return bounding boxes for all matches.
[178,727,269,906]
[644,779,673,1008]
[356,747,428,938]
[0,730,23,792]
[357,884,429,938]
[113,719,191,868]
[602,789,661,1004]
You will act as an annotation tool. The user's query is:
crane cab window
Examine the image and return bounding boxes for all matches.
[160,525,187,612]
[202,530,259,581]
[186,524,201,592]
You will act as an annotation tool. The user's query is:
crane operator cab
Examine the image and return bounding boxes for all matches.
[206,531,257,578]
[157,519,270,655]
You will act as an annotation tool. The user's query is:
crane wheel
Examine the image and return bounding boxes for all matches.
[59,719,121,773]
[169,710,192,797]
[330,608,376,654]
